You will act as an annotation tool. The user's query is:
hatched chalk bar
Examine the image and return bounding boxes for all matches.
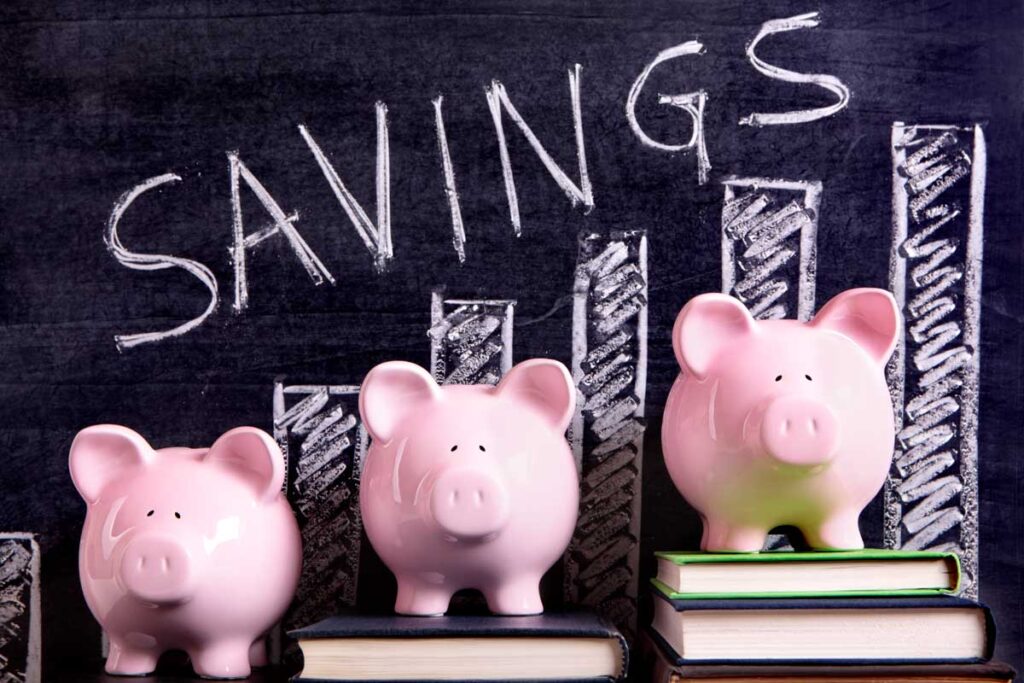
[273,384,368,628]
[721,177,821,322]
[721,177,821,550]
[0,534,40,683]
[428,291,516,386]
[886,123,986,598]
[565,230,648,641]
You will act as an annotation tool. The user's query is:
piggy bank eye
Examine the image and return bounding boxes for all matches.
[174,512,181,519]
[450,445,458,453]
[478,445,486,452]
[774,375,782,382]
[805,374,813,381]
[146,510,155,517]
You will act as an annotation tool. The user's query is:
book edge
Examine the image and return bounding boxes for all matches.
[650,576,957,601]
[293,634,628,682]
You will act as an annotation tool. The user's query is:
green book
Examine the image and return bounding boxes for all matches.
[652,549,961,599]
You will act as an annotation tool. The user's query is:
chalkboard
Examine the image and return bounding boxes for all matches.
[0,1,1021,679]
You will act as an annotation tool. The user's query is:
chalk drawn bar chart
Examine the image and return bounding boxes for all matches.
[274,384,368,628]
[721,178,821,550]
[886,123,985,598]
[565,230,648,641]
[0,534,40,683]
[721,178,821,322]
[428,291,516,385]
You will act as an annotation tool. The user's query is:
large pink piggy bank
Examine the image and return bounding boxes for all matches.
[359,359,578,616]
[662,288,901,552]
[69,425,302,678]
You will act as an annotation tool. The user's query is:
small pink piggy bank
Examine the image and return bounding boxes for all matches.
[70,425,302,678]
[662,288,901,552]
[359,359,578,616]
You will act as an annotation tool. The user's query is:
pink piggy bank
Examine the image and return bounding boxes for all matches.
[359,359,578,616]
[662,288,901,552]
[69,425,302,678]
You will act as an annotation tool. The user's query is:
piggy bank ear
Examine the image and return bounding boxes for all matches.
[673,293,757,380]
[496,359,576,433]
[206,427,284,503]
[811,288,901,365]
[359,361,441,443]
[69,425,153,504]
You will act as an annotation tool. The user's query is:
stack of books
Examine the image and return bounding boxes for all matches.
[645,549,1014,683]
[291,611,628,682]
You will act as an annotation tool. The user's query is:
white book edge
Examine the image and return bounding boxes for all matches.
[652,599,987,662]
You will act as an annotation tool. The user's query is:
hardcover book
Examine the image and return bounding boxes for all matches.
[289,611,628,682]
[653,550,960,599]
[641,629,1014,683]
[650,593,993,664]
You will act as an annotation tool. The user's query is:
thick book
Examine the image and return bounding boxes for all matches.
[289,611,628,682]
[641,629,1015,683]
[653,550,960,599]
[651,592,993,664]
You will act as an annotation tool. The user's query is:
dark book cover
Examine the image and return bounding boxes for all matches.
[650,592,995,665]
[652,592,989,614]
[290,611,628,683]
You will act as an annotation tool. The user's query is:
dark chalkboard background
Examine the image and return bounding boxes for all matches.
[0,0,1021,678]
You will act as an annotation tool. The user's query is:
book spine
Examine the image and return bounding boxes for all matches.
[615,631,631,682]
[949,553,964,594]
[982,604,996,660]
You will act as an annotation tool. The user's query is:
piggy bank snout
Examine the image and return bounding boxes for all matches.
[429,467,510,541]
[119,535,196,605]
[759,395,840,467]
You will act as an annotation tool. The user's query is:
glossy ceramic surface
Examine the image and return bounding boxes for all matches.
[70,425,302,679]
[662,288,901,552]
[359,358,578,616]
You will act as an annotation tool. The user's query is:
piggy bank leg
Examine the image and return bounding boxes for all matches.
[248,637,268,668]
[394,577,453,616]
[484,575,543,615]
[803,510,864,550]
[105,638,160,676]
[190,639,251,680]
[702,520,767,553]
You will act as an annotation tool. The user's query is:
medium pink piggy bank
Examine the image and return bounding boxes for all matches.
[69,425,302,678]
[663,288,901,552]
[359,359,578,616]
